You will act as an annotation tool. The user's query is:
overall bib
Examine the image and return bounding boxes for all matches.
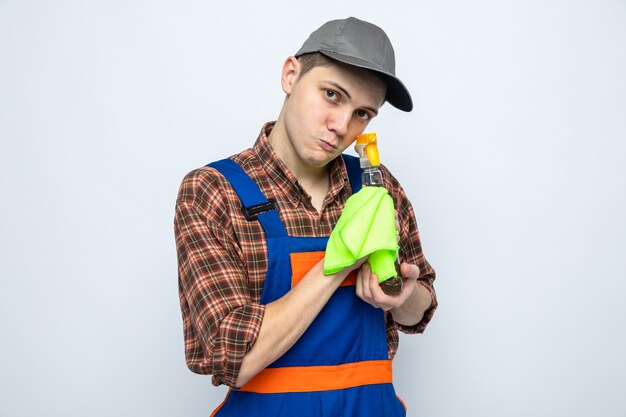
[208,156,407,417]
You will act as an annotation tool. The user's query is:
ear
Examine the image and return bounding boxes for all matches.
[281,56,300,95]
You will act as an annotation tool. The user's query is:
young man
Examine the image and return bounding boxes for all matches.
[175,17,437,416]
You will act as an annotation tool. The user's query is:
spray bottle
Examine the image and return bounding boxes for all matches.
[355,132,403,295]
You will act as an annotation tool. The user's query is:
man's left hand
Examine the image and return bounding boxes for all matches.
[355,262,420,312]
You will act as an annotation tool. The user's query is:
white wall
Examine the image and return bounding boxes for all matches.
[1,1,625,416]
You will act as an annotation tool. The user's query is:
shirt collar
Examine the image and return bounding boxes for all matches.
[253,122,351,209]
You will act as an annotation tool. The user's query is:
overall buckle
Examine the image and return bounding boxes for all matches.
[241,199,279,221]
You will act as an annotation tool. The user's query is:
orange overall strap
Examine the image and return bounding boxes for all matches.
[239,360,393,394]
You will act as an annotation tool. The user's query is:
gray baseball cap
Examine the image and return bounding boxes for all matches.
[295,17,413,112]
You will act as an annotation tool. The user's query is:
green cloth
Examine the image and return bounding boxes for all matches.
[324,186,399,282]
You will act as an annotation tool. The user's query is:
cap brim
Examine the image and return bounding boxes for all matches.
[315,50,413,112]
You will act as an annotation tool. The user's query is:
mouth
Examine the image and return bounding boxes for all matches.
[318,138,338,151]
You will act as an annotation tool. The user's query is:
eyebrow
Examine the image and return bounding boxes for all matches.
[324,80,379,116]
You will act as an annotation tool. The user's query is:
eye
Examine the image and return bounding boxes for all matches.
[356,110,370,120]
[325,89,338,101]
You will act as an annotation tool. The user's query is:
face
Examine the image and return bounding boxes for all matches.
[273,57,387,173]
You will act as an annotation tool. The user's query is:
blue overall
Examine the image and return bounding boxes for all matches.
[207,156,406,417]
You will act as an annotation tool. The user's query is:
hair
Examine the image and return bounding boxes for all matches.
[296,52,387,90]
[296,52,334,78]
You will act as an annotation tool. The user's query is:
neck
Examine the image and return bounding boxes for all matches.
[268,117,331,212]
[268,117,329,185]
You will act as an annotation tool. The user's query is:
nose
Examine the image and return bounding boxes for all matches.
[327,108,351,137]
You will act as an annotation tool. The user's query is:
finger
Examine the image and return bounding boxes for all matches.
[358,264,369,294]
[368,273,385,306]
[361,264,375,301]
[369,279,396,311]
[400,262,420,280]
[357,265,378,308]
[355,267,364,299]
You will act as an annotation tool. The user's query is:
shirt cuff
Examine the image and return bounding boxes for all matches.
[396,279,438,334]
[210,303,265,388]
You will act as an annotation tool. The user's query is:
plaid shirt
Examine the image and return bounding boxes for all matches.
[174,122,437,388]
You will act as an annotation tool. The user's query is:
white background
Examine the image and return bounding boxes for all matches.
[1,1,625,416]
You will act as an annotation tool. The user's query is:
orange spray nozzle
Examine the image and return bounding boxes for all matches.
[355,133,380,166]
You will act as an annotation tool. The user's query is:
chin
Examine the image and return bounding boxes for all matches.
[309,151,339,167]
[305,158,329,168]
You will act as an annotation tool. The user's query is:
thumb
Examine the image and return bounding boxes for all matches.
[400,262,420,279]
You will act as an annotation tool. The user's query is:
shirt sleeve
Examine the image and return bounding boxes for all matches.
[381,165,438,334]
[174,168,265,388]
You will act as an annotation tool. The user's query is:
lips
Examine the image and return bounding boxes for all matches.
[318,138,338,151]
